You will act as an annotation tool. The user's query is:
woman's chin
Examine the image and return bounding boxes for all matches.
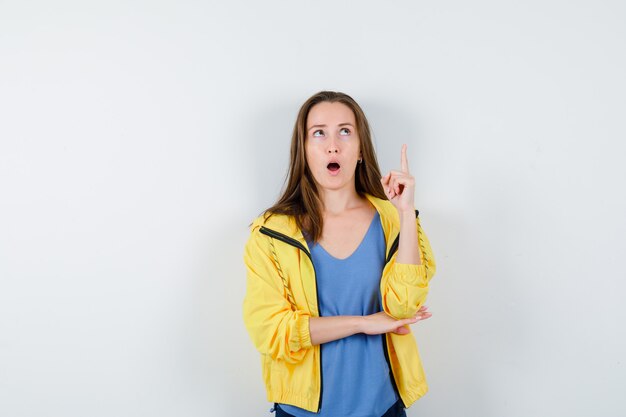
[316,179,355,193]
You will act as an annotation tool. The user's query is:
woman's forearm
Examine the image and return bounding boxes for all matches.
[396,209,422,265]
[309,316,362,345]
[309,311,422,345]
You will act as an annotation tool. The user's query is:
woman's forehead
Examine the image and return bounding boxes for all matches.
[307,102,356,127]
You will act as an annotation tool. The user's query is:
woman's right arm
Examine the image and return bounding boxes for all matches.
[309,307,431,345]
[243,227,432,361]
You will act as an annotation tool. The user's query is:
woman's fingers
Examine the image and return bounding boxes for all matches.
[412,305,432,322]
[391,175,410,196]
[402,316,419,325]
[387,171,414,185]
[380,172,391,187]
[415,311,432,321]
[383,171,413,197]
[388,170,408,177]
[381,145,414,206]
[390,318,417,335]
[381,173,397,199]
[363,311,431,336]
[392,314,427,335]
[416,312,433,321]
[401,144,410,173]
[380,173,391,192]
[392,326,411,335]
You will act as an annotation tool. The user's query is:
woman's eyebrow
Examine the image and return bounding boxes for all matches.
[307,123,354,131]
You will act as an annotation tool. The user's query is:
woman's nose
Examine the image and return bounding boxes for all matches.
[327,137,339,153]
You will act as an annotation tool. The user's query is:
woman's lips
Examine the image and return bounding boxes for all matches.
[327,162,341,176]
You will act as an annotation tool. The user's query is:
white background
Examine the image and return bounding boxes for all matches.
[1,1,625,416]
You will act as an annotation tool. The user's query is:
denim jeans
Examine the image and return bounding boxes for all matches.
[274,400,407,417]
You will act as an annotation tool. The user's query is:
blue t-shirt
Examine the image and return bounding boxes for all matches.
[279,211,398,417]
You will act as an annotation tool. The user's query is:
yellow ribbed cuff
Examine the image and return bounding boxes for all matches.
[393,263,428,287]
[297,314,312,350]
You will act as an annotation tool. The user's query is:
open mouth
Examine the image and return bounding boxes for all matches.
[327,162,340,173]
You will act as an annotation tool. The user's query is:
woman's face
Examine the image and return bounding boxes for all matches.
[305,101,361,193]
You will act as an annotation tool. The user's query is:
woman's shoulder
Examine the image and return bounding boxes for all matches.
[364,193,397,219]
[249,210,300,236]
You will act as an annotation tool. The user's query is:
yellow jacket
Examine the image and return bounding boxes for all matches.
[242,194,437,412]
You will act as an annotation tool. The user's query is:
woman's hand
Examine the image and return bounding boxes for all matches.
[381,144,416,213]
[361,306,432,336]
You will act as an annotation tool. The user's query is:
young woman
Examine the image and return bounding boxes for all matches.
[243,91,437,417]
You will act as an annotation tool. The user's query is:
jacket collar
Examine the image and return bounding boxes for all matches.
[253,194,401,251]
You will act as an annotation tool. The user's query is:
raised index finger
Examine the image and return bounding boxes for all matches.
[401,143,410,173]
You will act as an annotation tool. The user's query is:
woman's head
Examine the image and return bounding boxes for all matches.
[291,91,384,197]
[304,100,361,193]
[266,91,386,241]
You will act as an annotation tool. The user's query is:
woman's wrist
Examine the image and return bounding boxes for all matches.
[398,207,417,222]
[350,316,365,334]
[355,315,367,334]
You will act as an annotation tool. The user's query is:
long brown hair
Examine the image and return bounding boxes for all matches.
[265,91,387,242]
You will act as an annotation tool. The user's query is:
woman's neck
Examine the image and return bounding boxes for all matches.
[319,187,366,216]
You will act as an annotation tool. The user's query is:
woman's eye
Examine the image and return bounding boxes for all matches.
[313,130,324,137]
[340,128,350,135]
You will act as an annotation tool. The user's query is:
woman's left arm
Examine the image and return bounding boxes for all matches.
[381,144,437,318]
[382,144,423,266]
[396,209,421,265]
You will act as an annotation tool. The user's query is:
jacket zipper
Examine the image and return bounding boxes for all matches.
[259,226,324,413]
[382,209,419,408]
[383,233,404,407]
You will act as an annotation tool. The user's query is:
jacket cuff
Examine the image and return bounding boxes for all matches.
[296,314,312,350]
[393,262,429,287]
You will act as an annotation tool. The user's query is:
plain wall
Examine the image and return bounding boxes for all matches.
[1,1,625,416]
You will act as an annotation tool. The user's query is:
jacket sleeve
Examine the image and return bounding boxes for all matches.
[382,217,437,319]
[242,228,313,364]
